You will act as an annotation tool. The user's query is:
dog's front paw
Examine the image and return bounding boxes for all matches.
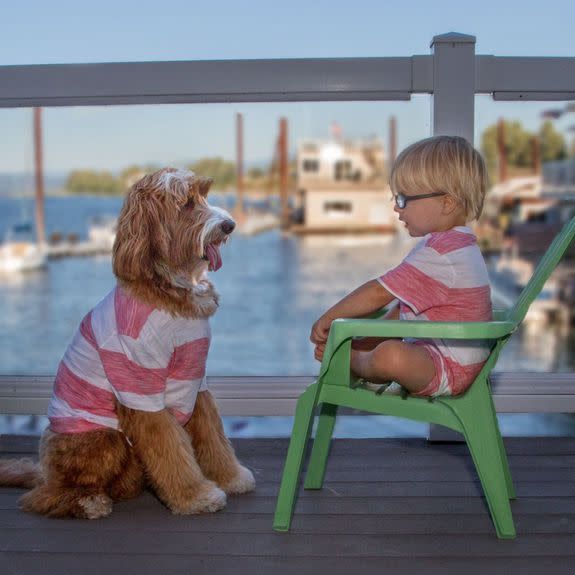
[78,493,113,519]
[170,483,227,515]
[221,465,256,495]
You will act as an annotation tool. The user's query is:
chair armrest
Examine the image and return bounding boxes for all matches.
[326,318,517,350]
[317,317,517,382]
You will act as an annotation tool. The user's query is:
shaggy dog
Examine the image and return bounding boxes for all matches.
[0,168,255,518]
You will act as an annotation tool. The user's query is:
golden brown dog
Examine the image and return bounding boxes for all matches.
[0,168,255,518]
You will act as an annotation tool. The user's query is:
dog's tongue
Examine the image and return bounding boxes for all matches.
[205,243,222,271]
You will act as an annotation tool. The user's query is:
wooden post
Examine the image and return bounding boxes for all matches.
[33,107,46,245]
[497,118,507,183]
[235,112,245,222]
[389,115,397,170]
[279,117,289,230]
[531,136,541,175]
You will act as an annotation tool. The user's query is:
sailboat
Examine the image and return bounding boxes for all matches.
[0,222,46,273]
[0,108,47,275]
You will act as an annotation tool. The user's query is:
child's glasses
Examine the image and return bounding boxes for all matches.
[393,191,446,209]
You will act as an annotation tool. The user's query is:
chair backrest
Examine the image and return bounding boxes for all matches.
[509,216,575,325]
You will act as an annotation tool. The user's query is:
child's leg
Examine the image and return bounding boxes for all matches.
[350,340,436,395]
[351,337,388,352]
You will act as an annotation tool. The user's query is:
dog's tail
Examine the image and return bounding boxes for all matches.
[0,458,41,489]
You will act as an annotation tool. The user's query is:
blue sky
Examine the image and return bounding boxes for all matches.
[1,0,575,173]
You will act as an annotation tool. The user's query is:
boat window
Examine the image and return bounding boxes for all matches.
[324,201,353,215]
[302,159,319,172]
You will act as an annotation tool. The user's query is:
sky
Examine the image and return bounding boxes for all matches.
[1,0,575,174]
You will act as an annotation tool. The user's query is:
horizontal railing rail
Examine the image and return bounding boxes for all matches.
[1,374,574,416]
[1,54,575,108]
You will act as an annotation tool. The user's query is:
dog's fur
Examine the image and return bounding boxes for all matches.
[0,168,255,518]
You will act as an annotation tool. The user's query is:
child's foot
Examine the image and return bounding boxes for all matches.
[355,378,392,394]
[382,382,406,395]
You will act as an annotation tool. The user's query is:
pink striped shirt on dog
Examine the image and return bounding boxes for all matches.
[378,226,492,397]
[48,286,211,433]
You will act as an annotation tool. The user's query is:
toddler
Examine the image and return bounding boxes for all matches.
[310,135,492,397]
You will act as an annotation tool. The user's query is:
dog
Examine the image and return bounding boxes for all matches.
[0,168,255,518]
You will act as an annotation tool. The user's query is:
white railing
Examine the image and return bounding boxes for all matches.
[1,373,575,416]
[1,32,575,418]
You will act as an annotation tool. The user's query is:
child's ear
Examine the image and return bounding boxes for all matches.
[442,195,459,215]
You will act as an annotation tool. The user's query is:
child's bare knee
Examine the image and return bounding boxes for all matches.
[370,340,403,371]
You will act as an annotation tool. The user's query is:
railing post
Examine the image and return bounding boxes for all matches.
[429,33,476,442]
[430,32,476,142]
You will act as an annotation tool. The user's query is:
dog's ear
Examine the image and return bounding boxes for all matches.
[197,177,213,197]
[113,175,174,282]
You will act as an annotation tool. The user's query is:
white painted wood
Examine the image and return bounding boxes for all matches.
[0,59,416,107]
[430,32,476,141]
[1,374,574,417]
[476,55,575,97]
[2,54,574,109]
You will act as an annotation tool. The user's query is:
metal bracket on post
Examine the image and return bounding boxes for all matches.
[429,32,476,442]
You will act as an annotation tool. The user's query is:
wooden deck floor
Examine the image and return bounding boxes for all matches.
[1,435,575,574]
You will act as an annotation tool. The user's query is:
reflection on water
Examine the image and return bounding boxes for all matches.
[1,224,574,376]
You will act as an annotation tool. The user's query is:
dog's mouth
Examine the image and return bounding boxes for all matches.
[203,242,223,272]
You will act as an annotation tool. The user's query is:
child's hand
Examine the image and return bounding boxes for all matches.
[310,315,332,346]
[314,343,325,362]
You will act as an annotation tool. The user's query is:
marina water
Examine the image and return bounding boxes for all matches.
[1,195,574,437]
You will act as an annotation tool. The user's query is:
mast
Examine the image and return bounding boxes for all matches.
[497,118,507,183]
[389,115,397,170]
[531,136,541,175]
[279,117,289,230]
[235,112,245,222]
[34,107,46,245]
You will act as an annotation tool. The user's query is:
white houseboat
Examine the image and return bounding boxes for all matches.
[291,137,396,234]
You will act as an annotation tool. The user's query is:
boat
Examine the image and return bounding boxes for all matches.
[0,221,47,274]
[492,251,572,326]
[290,137,397,234]
[88,215,117,249]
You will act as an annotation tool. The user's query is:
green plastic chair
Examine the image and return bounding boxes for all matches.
[273,216,575,539]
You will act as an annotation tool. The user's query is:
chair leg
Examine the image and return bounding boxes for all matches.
[488,396,516,500]
[458,397,516,539]
[304,402,338,489]
[496,429,516,500]
[273,383,320,532]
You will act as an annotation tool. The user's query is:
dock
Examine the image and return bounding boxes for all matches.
[2,435,575,574]
[236,212,280,236]
[45,241,112,259]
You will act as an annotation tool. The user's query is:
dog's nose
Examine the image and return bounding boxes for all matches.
[221,219,236,234]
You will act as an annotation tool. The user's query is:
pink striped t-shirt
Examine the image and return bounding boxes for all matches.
[378,226,492,396]
[48,286,211,433]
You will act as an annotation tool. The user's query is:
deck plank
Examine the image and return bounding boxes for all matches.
[1,436,575,574]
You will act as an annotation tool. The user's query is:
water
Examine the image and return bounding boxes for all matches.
[1,195,575,437]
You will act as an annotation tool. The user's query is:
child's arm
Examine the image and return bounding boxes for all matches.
[310,280,395,347]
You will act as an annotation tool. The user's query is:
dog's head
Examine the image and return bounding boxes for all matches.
[113,168,235,289]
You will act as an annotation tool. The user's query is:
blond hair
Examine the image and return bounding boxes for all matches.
[390,135,489,221]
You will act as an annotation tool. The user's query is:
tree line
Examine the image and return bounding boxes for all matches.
[65,158,239,196]
[65,120,571,194]
[480,119,568,180]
